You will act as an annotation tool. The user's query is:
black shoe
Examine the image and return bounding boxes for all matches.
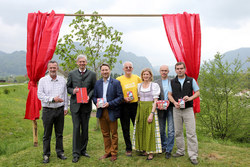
[43,155,49,163]
[165,152,171,159]
[57,153,67,160]
[72,156,79,163]
[190,158,199,165]
[81,152,90,158]
[172,153,184,158]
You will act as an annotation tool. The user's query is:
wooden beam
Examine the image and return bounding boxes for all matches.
[62,14,163,17]
[32,120,38,147]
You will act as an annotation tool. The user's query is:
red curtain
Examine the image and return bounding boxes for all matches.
[162,12,201,113]
[24,10,64,120]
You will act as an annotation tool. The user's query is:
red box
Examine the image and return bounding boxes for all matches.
[127,91,134,100]
[157,100,170,110]
[97,98,104,108]
[178,99,185,108]
[76,87,88,103]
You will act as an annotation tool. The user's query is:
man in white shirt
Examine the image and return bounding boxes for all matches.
[37,60,68,163]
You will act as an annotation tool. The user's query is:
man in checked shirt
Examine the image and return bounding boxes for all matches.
[37,60,68,163]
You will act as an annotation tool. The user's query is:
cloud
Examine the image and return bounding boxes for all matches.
[0,0,250,66]
[165,0,250,28]
[201,21,250,61]
[0,18,26,52]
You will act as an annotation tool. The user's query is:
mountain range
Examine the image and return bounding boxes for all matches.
[0,48,249,77]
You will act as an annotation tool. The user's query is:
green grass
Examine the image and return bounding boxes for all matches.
[0,84,250,167]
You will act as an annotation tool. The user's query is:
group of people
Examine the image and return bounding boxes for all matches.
[37,54,200,165]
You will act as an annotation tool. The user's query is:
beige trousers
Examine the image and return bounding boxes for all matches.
[173,107,198,159]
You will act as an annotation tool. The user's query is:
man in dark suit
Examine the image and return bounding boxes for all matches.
[93,63,123,162]
[67,55,96,163]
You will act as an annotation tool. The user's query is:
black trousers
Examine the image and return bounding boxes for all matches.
[42,106,64,157]
[71,105,91,158]
[120,102,138,151]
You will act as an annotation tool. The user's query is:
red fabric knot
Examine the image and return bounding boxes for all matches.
[28,81,37,89]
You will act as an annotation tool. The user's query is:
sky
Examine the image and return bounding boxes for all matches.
[0,0,250,66]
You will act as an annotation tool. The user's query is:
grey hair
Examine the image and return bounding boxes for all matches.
[76,54,87,62]
[123,61,133,68]
[47,60,58,67]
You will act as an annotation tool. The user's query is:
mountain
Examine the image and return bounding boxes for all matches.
[112,50,157,75]
[0,51,26,77]
[153,48,250,77]
[0,50,156,77]
[222,48,249,71]
[0,47,249,77]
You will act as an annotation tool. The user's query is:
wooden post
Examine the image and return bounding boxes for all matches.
[32,120,38,147]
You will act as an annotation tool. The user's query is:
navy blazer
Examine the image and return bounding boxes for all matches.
[93,77,123,122]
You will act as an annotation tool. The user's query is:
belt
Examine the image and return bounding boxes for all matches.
[43,106,64,110]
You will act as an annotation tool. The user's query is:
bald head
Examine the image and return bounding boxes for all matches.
[159,65,169,80]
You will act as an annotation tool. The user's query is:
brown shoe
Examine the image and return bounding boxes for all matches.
[125,151,132,157]
[146,154,154,160]
[99,153,111,160]
[110,155,117,161]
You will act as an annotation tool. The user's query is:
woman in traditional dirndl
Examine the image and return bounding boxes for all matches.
[132,68,162,160]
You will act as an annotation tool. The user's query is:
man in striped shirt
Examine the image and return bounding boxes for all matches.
[37,60,68,163]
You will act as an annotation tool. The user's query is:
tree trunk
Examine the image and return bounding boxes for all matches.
[95,118,100,130]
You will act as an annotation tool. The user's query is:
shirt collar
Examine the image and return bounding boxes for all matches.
[103,76,110,83]
[79,68,87,73]
[49,75,58,81]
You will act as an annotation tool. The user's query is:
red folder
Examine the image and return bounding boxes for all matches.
[76,87,88,103]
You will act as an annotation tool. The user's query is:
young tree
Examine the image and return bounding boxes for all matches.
[198,53,249,140]
[55,10,123,79]
[55,10,123,130]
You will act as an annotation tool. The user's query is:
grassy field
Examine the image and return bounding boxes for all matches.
[0,84,249,167]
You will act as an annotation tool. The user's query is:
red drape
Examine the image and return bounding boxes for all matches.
[162,12,201,113]
[24,10,64,120]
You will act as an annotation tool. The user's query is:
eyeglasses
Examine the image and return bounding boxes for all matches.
[125,66,133,69]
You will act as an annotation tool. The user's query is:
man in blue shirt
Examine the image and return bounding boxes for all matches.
[155,65,175,159]
[168,62,200,165]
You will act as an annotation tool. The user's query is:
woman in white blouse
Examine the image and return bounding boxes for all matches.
[132,68,162,160]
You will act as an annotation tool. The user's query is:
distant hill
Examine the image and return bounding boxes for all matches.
[0,49,156,77]
[0,47,249,77]
[153,48,250,77]
[222,48,249,71]
[112,50,157,76]
[0,51,26,77]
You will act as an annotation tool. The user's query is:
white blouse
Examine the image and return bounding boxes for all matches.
[137,82,160,99]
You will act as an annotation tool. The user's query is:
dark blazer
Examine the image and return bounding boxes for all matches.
[67,69,96,113]
[93,77,123,122]
[155,79,164,100]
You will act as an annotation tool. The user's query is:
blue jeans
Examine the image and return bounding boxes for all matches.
[158,106,175,153]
